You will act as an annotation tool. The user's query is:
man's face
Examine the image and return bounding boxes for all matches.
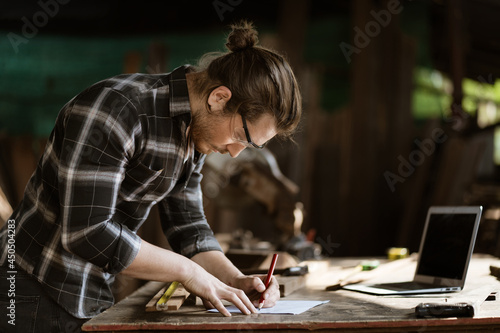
[190,111,277,158]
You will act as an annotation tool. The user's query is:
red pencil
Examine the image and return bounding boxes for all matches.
[258,253,278,309]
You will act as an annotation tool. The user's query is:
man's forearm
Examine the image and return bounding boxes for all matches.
[121,241,242,286]
[121,239,195,283]
[121,240,260,316]
[191,250,244,286]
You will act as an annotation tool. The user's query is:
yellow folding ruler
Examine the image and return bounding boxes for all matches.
[145,281,189,311]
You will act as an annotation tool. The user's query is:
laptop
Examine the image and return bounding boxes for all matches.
[343,206,483,295]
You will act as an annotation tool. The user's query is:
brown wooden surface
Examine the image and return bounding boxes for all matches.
[82,256,500,332]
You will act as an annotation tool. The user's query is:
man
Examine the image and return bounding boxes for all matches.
[0,20,301,332]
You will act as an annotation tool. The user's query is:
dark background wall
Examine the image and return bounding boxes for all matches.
[1,0,500,263]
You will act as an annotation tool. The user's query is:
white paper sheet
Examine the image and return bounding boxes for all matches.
[208,300,329,315]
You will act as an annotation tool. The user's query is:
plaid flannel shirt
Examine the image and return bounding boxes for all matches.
[0,66,222,318]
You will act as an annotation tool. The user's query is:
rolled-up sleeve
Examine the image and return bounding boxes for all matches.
[159,155,222,258]
[57,87,142,274]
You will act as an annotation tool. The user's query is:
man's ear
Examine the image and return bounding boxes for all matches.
[207,86,232,111]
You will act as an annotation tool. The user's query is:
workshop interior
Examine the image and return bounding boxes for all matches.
[1,0,500,304]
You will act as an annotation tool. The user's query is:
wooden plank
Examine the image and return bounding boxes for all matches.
[446,0,466,126]
[271,0,309,187]
[157,284,189,311]
[144,284,168,312]
[145,283,190,312]
[277,276,306,297]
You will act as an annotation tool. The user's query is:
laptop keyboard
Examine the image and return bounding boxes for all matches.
[373,281,437,291]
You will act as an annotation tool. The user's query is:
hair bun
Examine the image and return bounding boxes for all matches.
[225,20,259,52]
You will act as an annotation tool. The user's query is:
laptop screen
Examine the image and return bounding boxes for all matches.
[416,213,478,280]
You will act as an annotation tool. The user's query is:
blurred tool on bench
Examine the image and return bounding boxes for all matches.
[325,260,380,291]
[203,148,321,261]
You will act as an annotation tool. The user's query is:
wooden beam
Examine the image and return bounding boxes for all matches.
[447,0,467,129]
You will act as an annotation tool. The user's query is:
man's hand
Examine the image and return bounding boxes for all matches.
[197,274,280,314]
[181,266,259,317]
[190,251,280,312]
[230,275,280,308]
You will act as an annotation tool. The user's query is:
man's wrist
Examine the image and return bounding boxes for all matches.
[177,259,200,285]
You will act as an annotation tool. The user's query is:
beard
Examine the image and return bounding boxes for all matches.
[189,110,227,155]
[189,110,208,154]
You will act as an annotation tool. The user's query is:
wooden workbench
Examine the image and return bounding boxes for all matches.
[82,255,500,332]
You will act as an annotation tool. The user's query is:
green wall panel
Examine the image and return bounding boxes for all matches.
[0,33,223,136]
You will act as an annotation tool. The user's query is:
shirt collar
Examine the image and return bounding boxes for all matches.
[168,65,193,118]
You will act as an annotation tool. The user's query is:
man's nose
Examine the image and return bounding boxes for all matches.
[227,144,246,158]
